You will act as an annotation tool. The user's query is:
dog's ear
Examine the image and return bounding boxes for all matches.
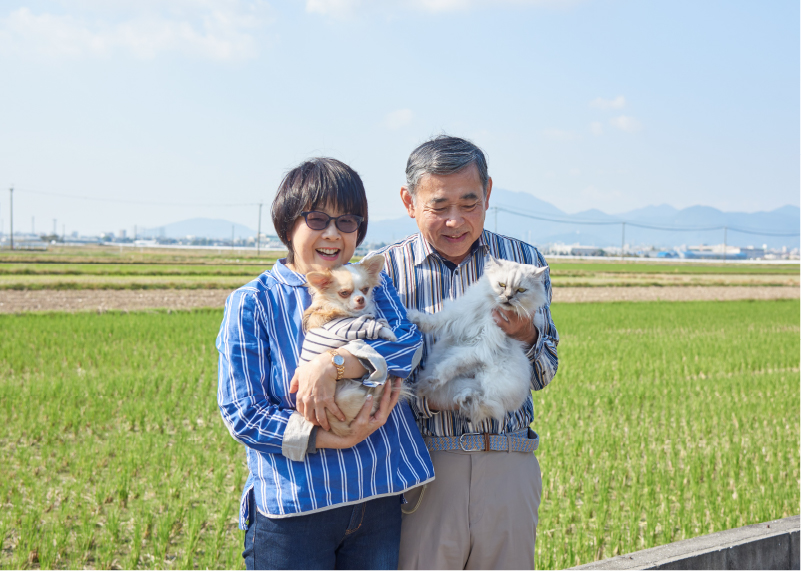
[305,269,334,291]
[360,255,385,282]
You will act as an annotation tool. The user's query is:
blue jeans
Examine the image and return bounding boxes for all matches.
[243,491,402,570]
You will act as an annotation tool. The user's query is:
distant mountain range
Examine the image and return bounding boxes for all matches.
[364,189,800,250]
[142,192,800,249]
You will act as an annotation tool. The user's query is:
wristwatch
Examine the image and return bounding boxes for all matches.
[328,350,345,380]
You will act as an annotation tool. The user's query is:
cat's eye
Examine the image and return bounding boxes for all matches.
[498,282,506,288]
[517,288,527,293]
[338,290,352,298]
[361,287,370,294]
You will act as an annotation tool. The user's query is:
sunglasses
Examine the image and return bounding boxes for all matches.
[300,211,363,234]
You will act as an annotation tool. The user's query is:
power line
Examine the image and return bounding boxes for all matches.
[492,205,800,237]
[13,187,262,207]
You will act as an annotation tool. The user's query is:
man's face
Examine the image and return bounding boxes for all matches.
[401,163,492,265]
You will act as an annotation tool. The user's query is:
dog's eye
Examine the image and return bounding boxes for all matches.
[517,287,527,293]
[498,282,506,288]
[338,290,351,298]
[361,287,370,294]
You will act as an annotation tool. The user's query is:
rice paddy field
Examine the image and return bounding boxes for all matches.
[0,295,799,568]
[0,246,797,290]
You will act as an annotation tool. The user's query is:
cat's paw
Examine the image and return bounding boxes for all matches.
[406,309,434,331]
[454,389,479,410]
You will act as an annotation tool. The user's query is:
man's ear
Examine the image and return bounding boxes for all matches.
[400,187,416,218]
[305,270,334,291]
[484,176,493,210]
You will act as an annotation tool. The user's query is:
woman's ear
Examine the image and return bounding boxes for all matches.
[305,269,334,291]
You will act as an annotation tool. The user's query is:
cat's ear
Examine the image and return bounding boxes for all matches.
[305,269,334,291]
[529,265,549,278]
[360,255,385,282]
[484,256,499,270]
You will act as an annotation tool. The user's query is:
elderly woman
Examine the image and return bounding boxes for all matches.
[216,158,433,570]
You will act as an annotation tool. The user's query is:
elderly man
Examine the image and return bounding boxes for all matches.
[369,135,559,570]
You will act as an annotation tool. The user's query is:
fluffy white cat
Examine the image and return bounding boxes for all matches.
[406,257,549,424]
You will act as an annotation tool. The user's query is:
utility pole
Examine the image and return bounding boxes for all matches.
[723,226,727,263]
[9,187,13,250]
[53,219,57,236]
[257,203,262,255]
[620,221,626,259]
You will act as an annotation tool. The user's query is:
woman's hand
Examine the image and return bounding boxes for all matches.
[290,349,369,431]
[316,379,402,449]
[289,353,346,431]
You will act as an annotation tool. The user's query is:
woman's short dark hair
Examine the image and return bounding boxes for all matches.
[271,158,369,264]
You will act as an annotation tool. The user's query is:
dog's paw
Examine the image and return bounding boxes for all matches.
[378,328,397,342]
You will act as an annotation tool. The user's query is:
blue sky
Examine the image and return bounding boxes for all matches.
[0,0,798,236]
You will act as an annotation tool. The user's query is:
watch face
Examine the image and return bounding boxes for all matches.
[333,355,345,366]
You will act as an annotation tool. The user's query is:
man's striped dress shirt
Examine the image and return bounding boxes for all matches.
[216,260,434,527]
[368,229,559,437]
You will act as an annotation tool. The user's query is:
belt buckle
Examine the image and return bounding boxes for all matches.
[458,432,483,452]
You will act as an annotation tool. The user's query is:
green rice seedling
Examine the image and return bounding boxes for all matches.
[536,300,800,568]
[0,301,797,568]
[127,513,143,569]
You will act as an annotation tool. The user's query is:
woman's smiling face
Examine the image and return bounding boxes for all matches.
[287,203,358,275]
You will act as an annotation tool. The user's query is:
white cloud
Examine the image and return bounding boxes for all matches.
[590,95,626,109]
[306,0,578,16]
[590,121,603,136]
[384,108,414,129]
[0,2,270,60]
[305,0,363,16]
[543,128,581,142]
[609,115,643,133]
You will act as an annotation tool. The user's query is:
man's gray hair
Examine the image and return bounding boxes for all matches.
[405,135,489,198]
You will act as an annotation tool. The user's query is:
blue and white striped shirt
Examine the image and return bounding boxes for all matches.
[216,260,434,527]
[369,229,560,437]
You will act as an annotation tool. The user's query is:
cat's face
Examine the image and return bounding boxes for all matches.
[484,257,549,316]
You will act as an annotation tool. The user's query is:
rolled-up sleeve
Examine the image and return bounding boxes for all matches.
[527,253,559,391]
[359,273,423,379]
[216,289,292,454]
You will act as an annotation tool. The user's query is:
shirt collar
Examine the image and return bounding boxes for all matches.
[271,258,308,287]
[411,230,491,267]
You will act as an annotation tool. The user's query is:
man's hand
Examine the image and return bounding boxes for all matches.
[492,308,539,348]
[289,353,346,431]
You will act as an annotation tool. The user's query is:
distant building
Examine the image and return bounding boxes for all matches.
[571,246,604,256]
[680,245,746,260]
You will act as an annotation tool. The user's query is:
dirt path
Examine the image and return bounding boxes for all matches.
[554,286,799,303]
[0,286,798,314]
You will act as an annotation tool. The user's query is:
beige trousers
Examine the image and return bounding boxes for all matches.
[398,448,542,570]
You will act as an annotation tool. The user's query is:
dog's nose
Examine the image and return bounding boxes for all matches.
[354,296,364,305]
